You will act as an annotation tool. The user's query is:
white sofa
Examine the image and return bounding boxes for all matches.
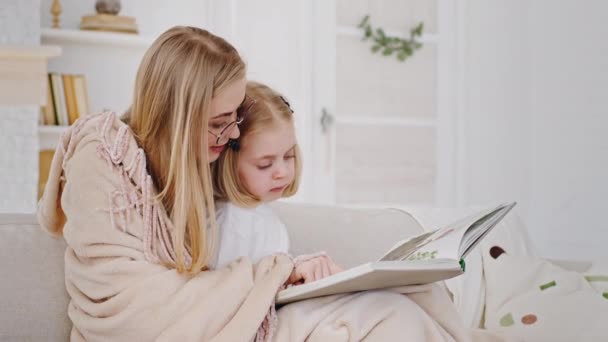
[0,202,591,341]
[0,202,426,340]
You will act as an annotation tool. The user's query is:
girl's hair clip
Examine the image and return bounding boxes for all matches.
[279,95,294,114]
[227,139,240,151]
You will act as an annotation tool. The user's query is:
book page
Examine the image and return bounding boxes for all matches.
[417,202,515,261]
[379,203,516,263]
[459,202,516,258]
[380,212,476,262]
[404,219,471,262]
[379,231,435,261]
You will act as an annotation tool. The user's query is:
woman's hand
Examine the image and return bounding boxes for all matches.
[286,253,342,285]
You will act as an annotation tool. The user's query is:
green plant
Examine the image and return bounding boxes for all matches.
[358,15,424,62]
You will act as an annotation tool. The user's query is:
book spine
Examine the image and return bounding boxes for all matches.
[73,74,90,118]
[63,74,79,125]
[38,150,55,199]
[49,73,65,126]
[43,74,57,125]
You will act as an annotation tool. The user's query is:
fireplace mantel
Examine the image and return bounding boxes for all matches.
[0,45,61,106]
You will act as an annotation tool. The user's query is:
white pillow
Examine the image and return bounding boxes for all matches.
[584,263,608,299]
[483,252,608,341]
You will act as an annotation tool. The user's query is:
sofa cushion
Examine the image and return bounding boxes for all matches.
[0,214,70,341]
[272,202,424,268]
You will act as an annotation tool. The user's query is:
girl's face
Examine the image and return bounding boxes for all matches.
[208,77,247,162]
[237,120,297,202]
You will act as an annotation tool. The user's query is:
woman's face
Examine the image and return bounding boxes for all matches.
[208,77,247,162]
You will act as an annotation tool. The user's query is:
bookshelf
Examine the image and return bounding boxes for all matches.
[41,28,153,48]
[36,28,153,198]
[38,28,153,152]
[39,125,67,150]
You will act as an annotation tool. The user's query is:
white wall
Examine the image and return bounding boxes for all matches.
[459,0,532,214]
[460,1,608,260]
[1,0,40,45]
[528,0,608,260]
[0,107,40,213]
[0,0,41,213]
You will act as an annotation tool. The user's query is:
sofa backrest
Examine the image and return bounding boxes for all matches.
[272,202,424,268]
[0,214,71,341]
[0,203,424,340]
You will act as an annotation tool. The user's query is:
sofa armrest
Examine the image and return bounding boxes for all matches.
[0,214,70,340]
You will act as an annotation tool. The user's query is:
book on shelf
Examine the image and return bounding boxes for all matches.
[38,150,55,200]
[276,202,517,305]
[41,73,90,127]
[72,75,90,120]
[49,73,68,126]
[62,74,78,125]
[39,73,90,199]
[41,75,56,125]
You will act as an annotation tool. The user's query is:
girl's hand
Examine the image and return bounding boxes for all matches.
[286,253,342,285]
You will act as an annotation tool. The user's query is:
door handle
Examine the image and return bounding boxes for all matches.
[320,108,334,134]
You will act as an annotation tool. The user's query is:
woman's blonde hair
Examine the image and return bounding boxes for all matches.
[213,81,302,207]
[126,26,245,274]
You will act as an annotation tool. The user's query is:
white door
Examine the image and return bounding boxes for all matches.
[207,0,458,206]
[206,0,338,204]
[328,0,458,207]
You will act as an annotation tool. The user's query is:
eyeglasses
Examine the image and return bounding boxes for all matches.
[208,116,244,145]
[208,95,255,145]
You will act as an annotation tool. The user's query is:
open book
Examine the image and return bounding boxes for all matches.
[276,202,516,305]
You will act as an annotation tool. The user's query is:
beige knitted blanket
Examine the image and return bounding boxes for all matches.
[38,112,497,341]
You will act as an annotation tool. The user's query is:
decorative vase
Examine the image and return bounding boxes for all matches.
[81,0,138,34]
[95,0,121,16]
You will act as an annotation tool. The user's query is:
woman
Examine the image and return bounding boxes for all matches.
[38,26,491,341]
[39,26,292,341]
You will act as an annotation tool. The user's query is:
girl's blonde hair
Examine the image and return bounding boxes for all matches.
[126,26,245,274]
[213,81,302,207]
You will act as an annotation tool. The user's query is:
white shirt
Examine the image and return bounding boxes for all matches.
[212,201,290,268]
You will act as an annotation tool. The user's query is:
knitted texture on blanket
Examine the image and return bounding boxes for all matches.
[38,112,292,341]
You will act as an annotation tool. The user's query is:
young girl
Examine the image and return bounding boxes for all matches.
[213,81,341,283]
[210,82,488,341]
